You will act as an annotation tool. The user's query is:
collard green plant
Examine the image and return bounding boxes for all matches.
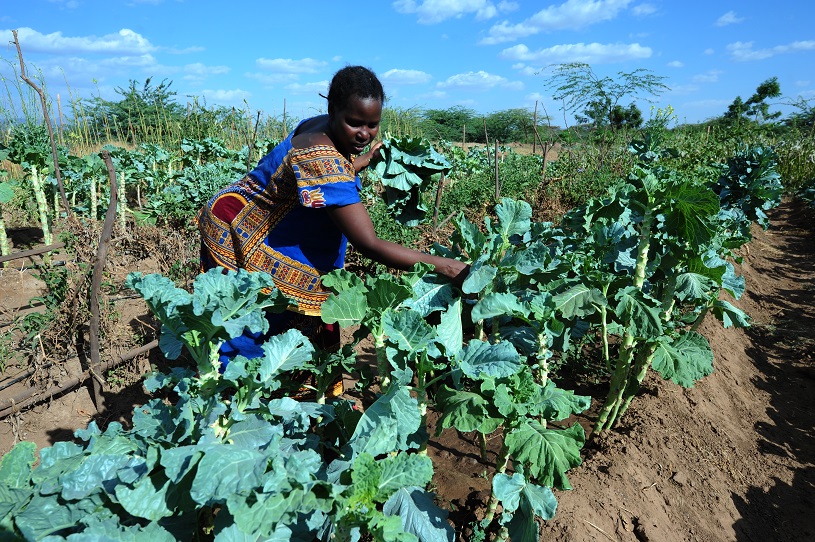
[371,135,451,226]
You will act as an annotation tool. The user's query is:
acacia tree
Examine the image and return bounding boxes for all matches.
[722,77,782,127]
[83,77,185,144]
[542,62,668,131]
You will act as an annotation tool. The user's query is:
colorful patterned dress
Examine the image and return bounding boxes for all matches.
[196,120,359,360]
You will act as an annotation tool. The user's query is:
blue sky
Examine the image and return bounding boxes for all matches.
[1,0,813,128]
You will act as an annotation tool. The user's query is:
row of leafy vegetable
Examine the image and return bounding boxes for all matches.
[0,133,783,540]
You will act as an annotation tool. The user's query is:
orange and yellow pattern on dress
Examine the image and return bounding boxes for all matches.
[300,187,326,208]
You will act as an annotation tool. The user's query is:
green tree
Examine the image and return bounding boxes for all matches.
[722,77,782,127]
[83,77,185,144]
[419,106,477,141]
[484,108,538,143]
[542,63,667,130]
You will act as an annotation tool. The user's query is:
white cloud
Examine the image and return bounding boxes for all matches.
[727,40,815,61]
[47,0,80,8]
[381,69,433,85]
[436,70,520,91]
[285,81,330,95]
[245,72,300,86]
[715,11,744,27]
[393,0,514,24]
[632,3,656,16]
[666,84,700,95]
[481,0,633,44]
[200,88,252,104]
[500,42,652,64]
[703,48,715,55]
[182,63,230,82]
[692,70,722,83]
[184,63,229,77]
[0,27,157,54]
[416,90,448,100]
[666,60,684,68]
[795,80,811,87]
[255,57,327,74]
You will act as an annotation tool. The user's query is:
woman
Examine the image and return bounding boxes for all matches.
[197,66,467,361]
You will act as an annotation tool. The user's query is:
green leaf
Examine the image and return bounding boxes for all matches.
[435,386,502,435]
[383,487,455,542]
[376,454,434,501]
[711,299,751,328]
[462,261,497,295]
[674,273,717,303]
[402,275,454,317]
[321,268,364,293]
[115,473,174,521]
[494,198,532,241]
[493,472,557,520]
[0,442,36,489]
[459,340,522,380]
[320,286,367,327]
[348,385,423,456]
[505,421,585,490]
[257,329,314,384]
[471,292,529,322]
[552,284,605,319]
[0,181,14,204]
[614,286,663,339]
[436,298,463,358]
[17,494,101,540]
[382,309,436,353]
[651,331,714,387]
[189,445,267,505]
[538,381,591,422]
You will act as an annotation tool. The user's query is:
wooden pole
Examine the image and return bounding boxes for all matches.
[0,340,159,419]
[88,150,120,413]
[533,101,538,155]
[11,30,70,215]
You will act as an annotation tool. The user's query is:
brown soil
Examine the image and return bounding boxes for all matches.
[1,200,814,541]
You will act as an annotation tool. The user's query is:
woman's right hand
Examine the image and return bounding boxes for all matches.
[438,258,470,289]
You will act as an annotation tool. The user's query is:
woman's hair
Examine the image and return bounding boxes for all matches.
[325,66,385,111]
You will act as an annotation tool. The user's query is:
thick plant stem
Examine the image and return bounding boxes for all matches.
[482,442,512,525]
[615,342,657,423]
[90,177,98,220]
[374,332,390,390]
[118,171,127,231]
[690,305,710,332]
[479,432,488,462]
[0,207,8,267]
[600,282,611,371]
[594,206,654,434]
[615,276,677,424]
[30,166,53,247]
[536,331,549,387]
[594,336,635,433]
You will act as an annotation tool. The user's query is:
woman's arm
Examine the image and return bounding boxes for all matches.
[326,203,468,284]
[353,142,383,173]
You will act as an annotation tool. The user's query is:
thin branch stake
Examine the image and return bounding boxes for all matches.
[11,30,70,215]
[89,150,120,413]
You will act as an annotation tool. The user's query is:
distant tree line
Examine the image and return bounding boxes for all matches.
[69,69,814,150]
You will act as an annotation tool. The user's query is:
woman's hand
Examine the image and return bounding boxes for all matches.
[353,141,383,173]
[436,258,470,289]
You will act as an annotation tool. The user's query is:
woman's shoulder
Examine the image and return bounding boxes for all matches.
[292,115,332,150]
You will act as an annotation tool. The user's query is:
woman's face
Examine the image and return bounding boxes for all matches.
[329,96,382,157]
